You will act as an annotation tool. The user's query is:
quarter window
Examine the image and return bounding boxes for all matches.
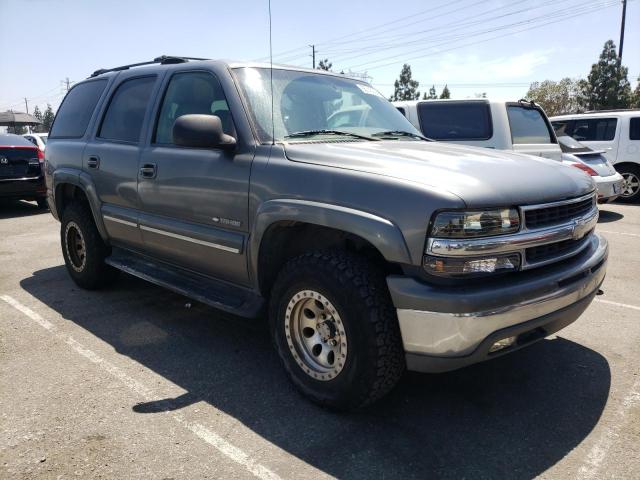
[630,117,640,140]
[417,102,492,140]
[49,80,107,138]
[98,77,156,143]
[154,72,233,145]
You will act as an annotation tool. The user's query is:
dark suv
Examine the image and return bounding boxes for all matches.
[45,56,607,409]
[0,134,47,208]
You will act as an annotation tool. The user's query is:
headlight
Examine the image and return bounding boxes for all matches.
[431,208,520,238]
[423,253,521,278]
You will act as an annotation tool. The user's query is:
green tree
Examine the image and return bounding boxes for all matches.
[317,58,332,71]
[580,39,631,110]
[32,105,43,133]
[631,77,640,108]
[390,64,420,101]
[42,104,55,132]
[526,78,584,116]
[440,84,451,99]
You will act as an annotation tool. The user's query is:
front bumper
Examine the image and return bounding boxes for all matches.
[387,233,608,373]
[594,173,624,203]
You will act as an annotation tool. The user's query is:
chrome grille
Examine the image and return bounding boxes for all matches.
[526,234,591,264]
[525,196,594,230]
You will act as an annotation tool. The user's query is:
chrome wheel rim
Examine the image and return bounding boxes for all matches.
[284,290,347,381]
[621,172,640,197]
[65,222,87,272]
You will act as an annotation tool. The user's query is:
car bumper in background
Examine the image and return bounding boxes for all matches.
[387,233,608,373]
[595,173,624,203]
[0,176,46,199]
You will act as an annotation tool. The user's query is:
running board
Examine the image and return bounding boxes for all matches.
[105,248,264,318]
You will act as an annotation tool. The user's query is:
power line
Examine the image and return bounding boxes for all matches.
[254,0,466,62]
[347,0,623,71]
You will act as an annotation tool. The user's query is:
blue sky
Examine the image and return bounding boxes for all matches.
[0,0,638,114]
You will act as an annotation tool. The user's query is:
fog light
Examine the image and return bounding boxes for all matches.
[489,336,516,353]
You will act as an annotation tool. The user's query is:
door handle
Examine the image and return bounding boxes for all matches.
[140,163,157,179]
[87,155,100,169]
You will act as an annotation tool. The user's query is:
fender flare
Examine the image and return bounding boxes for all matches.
[52,169,109,242]
[249,199,412,285]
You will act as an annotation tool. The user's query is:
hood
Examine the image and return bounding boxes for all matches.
[284,140,595,207]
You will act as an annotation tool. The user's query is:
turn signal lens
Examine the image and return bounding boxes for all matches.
[423,253,521,278]
[431,208,520,238]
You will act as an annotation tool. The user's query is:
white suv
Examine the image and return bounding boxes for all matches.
[550,111,640,203]
[394,99,563,161]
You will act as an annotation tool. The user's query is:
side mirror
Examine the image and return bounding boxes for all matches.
[172,114,236,150]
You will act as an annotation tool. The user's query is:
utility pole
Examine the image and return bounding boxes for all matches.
[65,77,71,91]
[24,98,31,133]
[310,44,316,69]
[619,0,627,61]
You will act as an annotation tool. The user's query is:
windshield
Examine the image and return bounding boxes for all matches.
[233,67,421,143]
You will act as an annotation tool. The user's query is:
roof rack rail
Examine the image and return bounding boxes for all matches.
[90,55,210,78]
[584,108,640,114]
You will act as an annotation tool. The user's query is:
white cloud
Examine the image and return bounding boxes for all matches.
[429,49,553,83]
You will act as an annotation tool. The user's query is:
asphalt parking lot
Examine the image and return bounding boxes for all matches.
[1,200,639,480]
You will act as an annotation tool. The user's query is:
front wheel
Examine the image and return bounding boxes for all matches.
[60,203,118,289]
[270,250,405,410]
[616,164,640,203]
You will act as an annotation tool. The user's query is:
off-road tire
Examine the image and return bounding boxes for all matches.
[60,203,118,290]
[270,250,405,410]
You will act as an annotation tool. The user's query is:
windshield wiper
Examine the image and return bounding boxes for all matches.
[371,130,432,141]
[284,129,380,141]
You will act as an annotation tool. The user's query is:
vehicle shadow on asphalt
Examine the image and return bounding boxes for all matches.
[597,209,624,223]
[21,266,611,480]
[0,200,48,219]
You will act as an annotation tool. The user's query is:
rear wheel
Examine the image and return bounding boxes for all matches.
[61,203,118,289]
[617,164,640,203]
[270,250,405,410]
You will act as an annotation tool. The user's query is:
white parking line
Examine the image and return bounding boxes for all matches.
[0,294,282,480]
[594,298,640,312]
[577,377,640,480]
[598,230,640,238]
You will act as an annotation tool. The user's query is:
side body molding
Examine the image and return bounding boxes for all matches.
[249,199,412,284]
[52,168,109,243]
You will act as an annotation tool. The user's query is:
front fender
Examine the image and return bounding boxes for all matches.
[249,198,412,283]
[52,168,109,243]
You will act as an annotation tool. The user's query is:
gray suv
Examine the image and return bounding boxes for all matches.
[45,56,608,410]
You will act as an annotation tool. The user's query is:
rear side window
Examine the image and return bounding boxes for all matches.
[630,118,640,140]
[417,102,492,140]
[506,106,552,144]
[552,120,574,136]
[396,107,406,116]
[572,118,617,141]
[50,80,107,138]
[99,76,156,143]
